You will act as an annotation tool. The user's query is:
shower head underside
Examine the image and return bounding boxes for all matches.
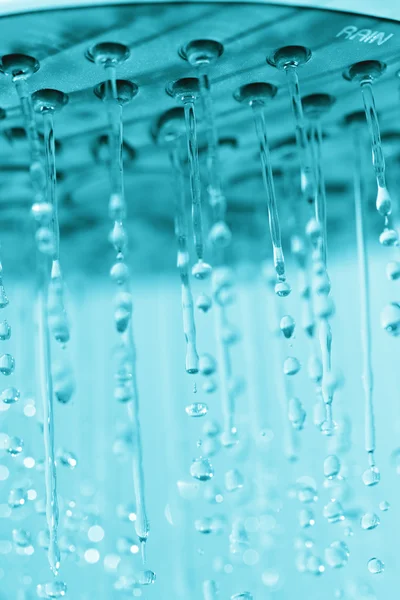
[0,2,399,273]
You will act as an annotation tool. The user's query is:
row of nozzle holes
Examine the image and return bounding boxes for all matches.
[0,42,394,154]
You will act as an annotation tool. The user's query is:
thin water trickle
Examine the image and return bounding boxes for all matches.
[251,102,289,290]
[169,145,199,374]
[353,130,378,475]
[171,82,206,263]
[359,79,394,237]
[96,63,150,563]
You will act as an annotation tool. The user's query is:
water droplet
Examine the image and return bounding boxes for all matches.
[37,529,50,549]
[297,484,318,504]
[314,295,335,319]
[138,570,156,585]
[323,499,344,523]
[114,292,133,332]
[367,558,384,574]
[313,273,331,295]
[12,528,31,547]
[307,555,325,576]
[209,221,232,248]
[196,294,212,312]
[324,455,341,479]
[283,357,301,376]
[221,428,239,448]
[231,593,253,600]
[306,218,323,242]
[114,382,132,403]
[379,228,398,246]
[361,512,380,530]
[1,386,20,404]
[31,201,53,224]
[201,435,221,457]
[386,261,400,281]
[221,324,240,345]
[37,581,67,598]
[225,469,244,492]
[0,353,14,376]
[0,286,9,309]
[203,378,217,393]
[109,193,126,220]
[195,517,213,534]
[381,303,400,336]
[57,449,77,469]
[190,457,214,481]
[109,221,127,254]
[8,488,27,508]
[36,226,56,255]
[288,397,306,430]
[199,354,217,376]
[275,281,291,297]
[325,541,349,568]
[202,420,220,437]
[111,263,130,290]
[308,355,322,382]
[6,435,24,456]
[280,315,295,338]
[362,466,380,487]
[185,402,208,418]
[298,508,315,528]
[376,186,391,216]
[379,500,390,512]
[192,260,212,280]
[320,419,337,437]
[0,320,11,340]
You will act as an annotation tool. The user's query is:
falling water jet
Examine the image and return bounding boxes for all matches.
[36,250,60,575]
[32,88,70,346]
[180,39,232,251]
[344,60,396,243]
[167,77,211,275]
[1,53,61,574]
[89,42,150,562]
[302,93,336,266]
[154,108,199,374]
[234,82,290,294]
[347,114,379,482]
[268,46,314,205]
